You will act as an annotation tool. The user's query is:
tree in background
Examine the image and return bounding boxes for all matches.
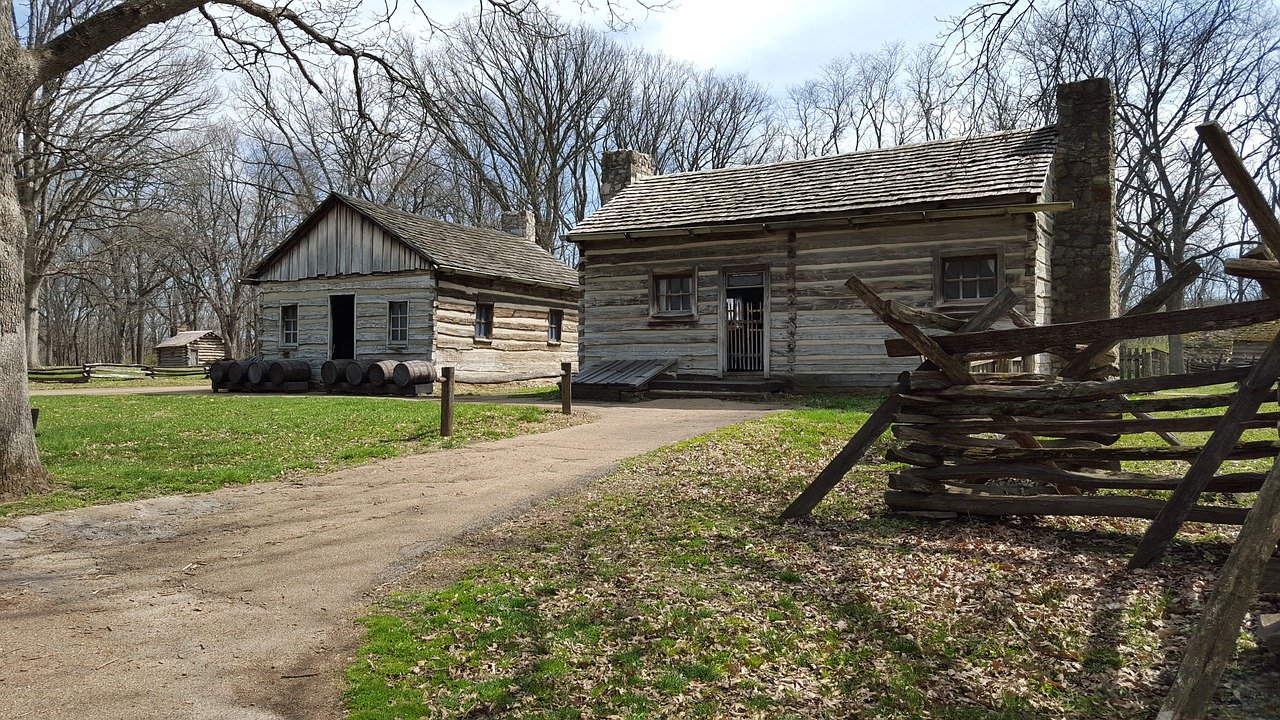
[950,0,1280,372]
[18,1,214,366]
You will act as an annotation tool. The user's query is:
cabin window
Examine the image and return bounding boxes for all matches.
[939,254,999,302]
[548,309,563,343]
[652,272,696,316]
[475,303,494,339]
[280,305,298,346]
[388,301,409,345]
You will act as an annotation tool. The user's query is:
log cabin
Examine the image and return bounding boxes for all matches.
[246,194,579,383]
[566,79,1118,392]
[155,330,227,368]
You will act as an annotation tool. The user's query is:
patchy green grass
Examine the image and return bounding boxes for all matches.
[344,396,1278,719]
[7,395,581,517]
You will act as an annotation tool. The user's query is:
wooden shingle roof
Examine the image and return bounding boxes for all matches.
[155,330,222,348]
[569,126,1058,239]
[250,194,579,290]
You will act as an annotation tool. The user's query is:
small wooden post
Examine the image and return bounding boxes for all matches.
[440,366,455,438]
[29,407,39,430]
[560,361,572,415]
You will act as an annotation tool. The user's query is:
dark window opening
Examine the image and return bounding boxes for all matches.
[475,303,494,338]
[548,309,563,343]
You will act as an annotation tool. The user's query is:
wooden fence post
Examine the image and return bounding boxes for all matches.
[440,367,455,438]
[560,362,572,415]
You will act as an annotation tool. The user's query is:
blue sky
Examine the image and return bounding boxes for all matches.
[616,0,964,89]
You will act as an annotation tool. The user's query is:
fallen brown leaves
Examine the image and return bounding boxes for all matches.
[348,407,1280,719]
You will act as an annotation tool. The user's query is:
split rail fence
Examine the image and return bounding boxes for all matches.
[28,363,209,383]
[781,121,1280,719]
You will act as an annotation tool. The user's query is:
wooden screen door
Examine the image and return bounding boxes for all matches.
[724,272,765,372]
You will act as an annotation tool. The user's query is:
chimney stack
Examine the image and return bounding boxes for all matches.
[500,209,536,244]
[599,150,655,207]
[1051,78,1118,324]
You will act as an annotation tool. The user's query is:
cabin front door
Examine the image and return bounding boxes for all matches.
[330,294,356,359]
[722,271,766,373]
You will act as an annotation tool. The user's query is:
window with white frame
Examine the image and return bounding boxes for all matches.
[939,254,999,302]
[388,301,408,345]
[652,272,695,315]
[280,305,298,346]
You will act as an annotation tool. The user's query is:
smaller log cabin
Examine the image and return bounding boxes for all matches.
[155,330,227,367]
[567,79,1119,390]
[246,194,579,382]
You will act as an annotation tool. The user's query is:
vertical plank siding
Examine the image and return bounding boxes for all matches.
[579,215,1044,388]
[259,204,430,282]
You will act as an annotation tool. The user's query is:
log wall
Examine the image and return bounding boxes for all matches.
[432,275,579,383]
[579,215,1043,388]
[258,272,439,373]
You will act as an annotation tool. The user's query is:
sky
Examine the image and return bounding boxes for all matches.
[424,0,968,90]
[617,0,964,89]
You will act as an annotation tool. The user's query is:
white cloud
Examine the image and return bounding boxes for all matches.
[623,0,961,88]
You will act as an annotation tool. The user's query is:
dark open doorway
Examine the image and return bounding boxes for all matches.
[330,294,355,359]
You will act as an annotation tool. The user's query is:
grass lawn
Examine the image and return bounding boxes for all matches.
[346,394,1278,719]
[6,394,582,517]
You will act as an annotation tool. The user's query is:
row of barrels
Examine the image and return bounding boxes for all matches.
[210,358,311,392]
[321,359,438,388]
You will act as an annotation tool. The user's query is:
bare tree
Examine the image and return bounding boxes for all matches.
[671,68,782,171]
[17,2,214,367]
[410,13,625,251]
[239,63,450,217]
[166,124,289,356]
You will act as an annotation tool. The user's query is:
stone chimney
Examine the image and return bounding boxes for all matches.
[1051,78,1119,324]
[599,150,655,207]
[500,209,536,243]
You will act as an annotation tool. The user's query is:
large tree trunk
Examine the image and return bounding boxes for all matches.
[0,51,50,499]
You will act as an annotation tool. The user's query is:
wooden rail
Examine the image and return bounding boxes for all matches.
[28,363,210,383]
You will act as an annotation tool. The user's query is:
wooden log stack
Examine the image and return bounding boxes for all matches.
[883,366,1274,526]
[211,358,311,394]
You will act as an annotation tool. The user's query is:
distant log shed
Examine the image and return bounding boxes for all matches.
[155,330,228,367]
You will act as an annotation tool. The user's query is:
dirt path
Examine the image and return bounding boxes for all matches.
[0,399,777,720]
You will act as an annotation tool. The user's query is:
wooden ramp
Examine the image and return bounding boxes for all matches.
[572,359,677,400]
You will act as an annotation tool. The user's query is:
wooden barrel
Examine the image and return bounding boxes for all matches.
[208,360,228,384]
[246,361,271,384]
[269,359,311,385]
[366,360,399,386]
[321,359,353,385]
[225,360,251,384]
[345,360,374,385]
[393,360,437,387]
